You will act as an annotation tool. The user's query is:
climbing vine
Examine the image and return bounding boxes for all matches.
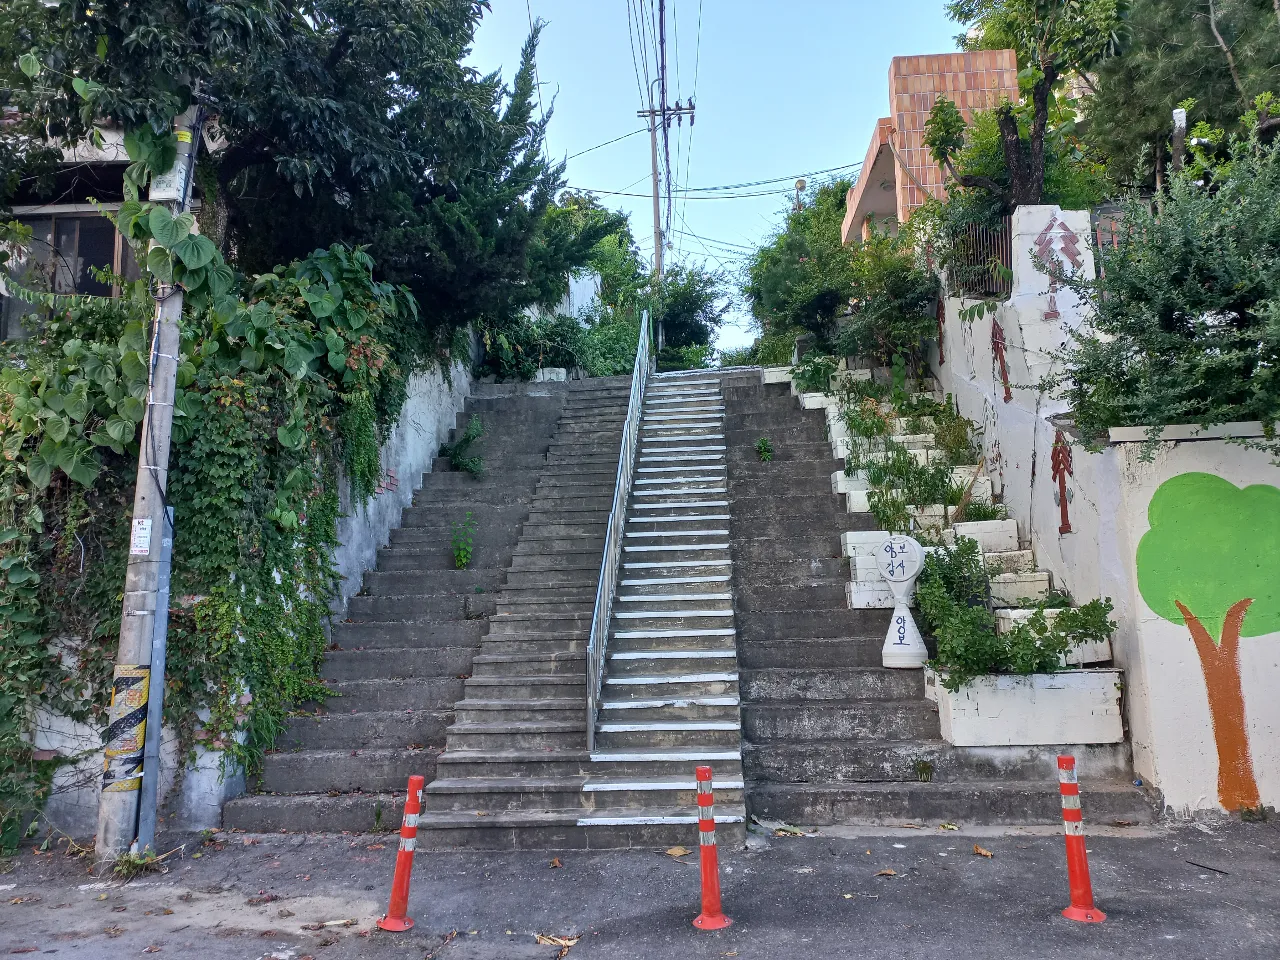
[0,205,422,847]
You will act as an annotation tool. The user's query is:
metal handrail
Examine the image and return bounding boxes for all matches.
[585,310,651,752]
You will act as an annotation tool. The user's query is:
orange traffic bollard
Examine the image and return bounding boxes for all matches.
[692,765,732,930]
[377,774,424,931]
[1058,755,1105,923]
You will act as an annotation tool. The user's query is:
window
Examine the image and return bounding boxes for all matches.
[1,211,141,341]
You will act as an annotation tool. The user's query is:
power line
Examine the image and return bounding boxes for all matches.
[677,0,703,237]
[624,0,647,107]
[680,161,863,193]
[564,127,647,162]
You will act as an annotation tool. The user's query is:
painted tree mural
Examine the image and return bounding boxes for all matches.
[1136,472,1280,810]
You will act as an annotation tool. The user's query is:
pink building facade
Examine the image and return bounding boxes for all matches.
[842,51,1019,244]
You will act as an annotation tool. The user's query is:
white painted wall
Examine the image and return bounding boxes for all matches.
[35,355,474,837]
[332,356,473,612]
[930,204,1280,813]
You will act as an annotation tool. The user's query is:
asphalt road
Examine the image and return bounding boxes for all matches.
[2,820,1277,959]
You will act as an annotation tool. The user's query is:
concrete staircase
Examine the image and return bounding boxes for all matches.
[724,371,1154,827]
[587,370,746,841]
[222,382,575,832]
[412,371,747,848]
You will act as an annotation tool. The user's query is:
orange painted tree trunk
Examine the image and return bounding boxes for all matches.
[1174,599,1261,810]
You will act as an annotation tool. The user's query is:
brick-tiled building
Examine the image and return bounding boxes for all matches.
[841,50,1019,244]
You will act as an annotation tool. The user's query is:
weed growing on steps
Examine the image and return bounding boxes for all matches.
[441,414,485,476]
[452,512,475,569]
[755,437,774,462]
[913,759,935,783]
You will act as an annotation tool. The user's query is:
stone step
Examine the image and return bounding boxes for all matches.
[471,652,586,678]
[602,674,738,700]
[736,608,890,642]
[257,746,440,793]
[990,571,1052,607]
[433,748,743,781]
[410,808,747,851]
[453,698,582,723]
[597,696,740,723]
[462,675,586,701]
[346,592,494,621]
[319,646,476,681]
[737,637,883,669]
[332,619,485,649]
[444,720,587,751]
[745,779,1154,826]
[741,700,940,742]
[740,667,924,702]
[345,589,495,619]
[743,740,1137,785]
[594,721,741,750]
[278,709,451,751]
[318,677,464,712]
[222,792,404,833]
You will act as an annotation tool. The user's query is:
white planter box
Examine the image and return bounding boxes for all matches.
[924,667,1124,746]
[762,366,792,385]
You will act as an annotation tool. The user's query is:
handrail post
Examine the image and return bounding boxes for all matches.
[585,311,651,752]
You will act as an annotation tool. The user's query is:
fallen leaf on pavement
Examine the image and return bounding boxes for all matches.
[365,844,385,851]
[162,908,174,916]
[535,934,582,947]
[550,858,563,868]
[104,926,124,937]
[143,946,162,953]
[277,908,294,918]
[246,893,279,906]
[8,949,37,955]
[875,868,897,877]
[96,894,108,901]
[898,823,922,829]
[973,844,994,858]
[939,823,959,831]
[1113,820,1136,827]
[665,846,691,858]
[773,825,808,837]
[8,896,39,905]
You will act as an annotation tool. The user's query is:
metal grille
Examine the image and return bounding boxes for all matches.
[585,310,651,752]
[949,214,1013,298]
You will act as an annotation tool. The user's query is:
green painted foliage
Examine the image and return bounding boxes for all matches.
[1136,472,1280,639]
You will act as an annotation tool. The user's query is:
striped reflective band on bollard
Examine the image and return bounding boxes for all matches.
[692,765,732,930]
[1058,756,1105,923]
[377,774,425,932]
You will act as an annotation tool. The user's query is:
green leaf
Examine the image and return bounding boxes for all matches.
[120,350,149,384]
[119,321,147,353]
[19,53,40,78]
[240,346,263,372]
[96,35,108,61]
[172,234,217,270]
[71,77,103,101]
[207,263,235,298]
[324,331,344,354]
[44,415,69,443]
[175,361,197,388]
[146,246,173,283]
[276,424,305,450]
[25,453,52,489]
[105,415,134,443]
[148,206,194,248]
[0,529,21,546]
[327,351,347,371]
[116,396,145,423]
[7,565,39,586]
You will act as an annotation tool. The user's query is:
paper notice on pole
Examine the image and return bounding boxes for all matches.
[148,161,184,202]
[130,518,153,556]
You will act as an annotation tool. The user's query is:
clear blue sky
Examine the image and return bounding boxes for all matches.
[467,1,962,349]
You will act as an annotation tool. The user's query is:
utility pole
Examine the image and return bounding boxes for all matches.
[96,106,202,860]
[637,95,694,351]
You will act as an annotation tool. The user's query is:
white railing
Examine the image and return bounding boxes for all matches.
[585,310,651,752]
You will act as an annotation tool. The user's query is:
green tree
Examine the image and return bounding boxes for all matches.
[944,0,1131,204]
[1082,0,1280,186]
[1046,104,1280,446]
[1136,472,1280,810]
[744,179,856,342]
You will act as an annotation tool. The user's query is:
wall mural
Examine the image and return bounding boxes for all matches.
[1136,472,1280,810]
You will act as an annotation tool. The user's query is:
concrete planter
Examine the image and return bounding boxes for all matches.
[923,667,1124,747]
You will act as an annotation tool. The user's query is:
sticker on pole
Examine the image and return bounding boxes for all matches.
[130,518,153,556]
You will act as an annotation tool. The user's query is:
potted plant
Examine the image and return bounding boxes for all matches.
[917,538,1123,746]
